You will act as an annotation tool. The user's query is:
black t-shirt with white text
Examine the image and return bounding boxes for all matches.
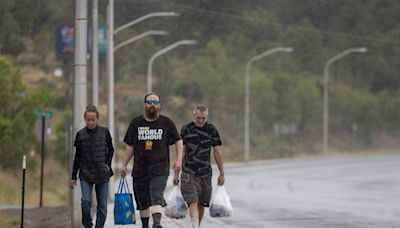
[124,115,181,178]
[181,122,222,177]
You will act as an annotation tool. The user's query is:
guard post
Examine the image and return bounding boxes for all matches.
[20,155,26,228]
[34,110,53,207]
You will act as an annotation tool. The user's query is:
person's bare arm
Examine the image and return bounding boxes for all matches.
[173,144,185,185]
[213,146,225,186]
[119,145,134,176]
[173,139,183,174]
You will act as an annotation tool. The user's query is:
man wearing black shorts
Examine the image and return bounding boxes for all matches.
[176,104,225,228]
[120,93,183,228]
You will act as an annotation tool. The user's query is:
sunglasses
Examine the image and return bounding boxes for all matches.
[146,100,160,105]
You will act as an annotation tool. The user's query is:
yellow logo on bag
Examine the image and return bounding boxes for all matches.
[125,208,136,222]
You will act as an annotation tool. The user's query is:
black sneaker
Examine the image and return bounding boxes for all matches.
[152,224,162,228]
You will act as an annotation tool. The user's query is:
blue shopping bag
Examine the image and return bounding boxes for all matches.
[114,176,136,224]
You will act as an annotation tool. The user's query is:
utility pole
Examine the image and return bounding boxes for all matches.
[92,0,99,107]
[39,116,45,207]
[106,0,114,146]
[72,0,88,227]
[20,156,26,228]
[106,0,115,201]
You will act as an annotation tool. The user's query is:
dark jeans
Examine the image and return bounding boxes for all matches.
[80,180,109,228]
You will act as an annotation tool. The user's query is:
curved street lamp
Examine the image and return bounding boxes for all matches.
[147,40,198,93]
[244,47,293,162]
[114,12,178,35]
[322,47,367,155]
[113,30,168,52]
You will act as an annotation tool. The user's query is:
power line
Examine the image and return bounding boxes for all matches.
[167,3,400,46]
[113,1,400,46]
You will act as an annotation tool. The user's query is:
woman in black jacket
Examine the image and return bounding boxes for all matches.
[69,105,114,228]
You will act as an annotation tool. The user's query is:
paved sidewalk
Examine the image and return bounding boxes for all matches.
[103,203,227,228]
[101,175,232,228]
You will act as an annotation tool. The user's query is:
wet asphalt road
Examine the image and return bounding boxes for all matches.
[104,153,400,228]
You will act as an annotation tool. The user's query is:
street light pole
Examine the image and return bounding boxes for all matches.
[114,12,178,35]
[106,0,114,144]
[92,0,99,107]
[244,47,293,162]
[147,40,198,93]
[72,0,88,226]
[113,30,168,52]
[322,47,367,156]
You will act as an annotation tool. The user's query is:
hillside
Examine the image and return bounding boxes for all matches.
[1,0,400,168]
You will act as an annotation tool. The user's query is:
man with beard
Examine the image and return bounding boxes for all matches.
[120,93,183,228]
[175,104,225,228]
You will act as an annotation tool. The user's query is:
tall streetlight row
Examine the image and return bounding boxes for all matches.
[101,1,366,164]
[106,0,180,146]
[244,46,367,161]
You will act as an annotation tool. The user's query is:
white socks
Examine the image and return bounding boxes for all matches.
[191,218,199,228]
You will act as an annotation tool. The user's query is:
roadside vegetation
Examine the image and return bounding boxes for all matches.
[1,0,400,211]
[0,156,68,206]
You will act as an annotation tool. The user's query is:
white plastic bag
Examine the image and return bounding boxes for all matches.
[165,185,188,219]
[210,185,233,217]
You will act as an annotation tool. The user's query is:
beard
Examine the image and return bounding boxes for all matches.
[146,106,159,119]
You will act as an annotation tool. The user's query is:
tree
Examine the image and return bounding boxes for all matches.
[11,0,50,37]
[0,0,25,55]
[0,56,53,168]
[282,19,325,74]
